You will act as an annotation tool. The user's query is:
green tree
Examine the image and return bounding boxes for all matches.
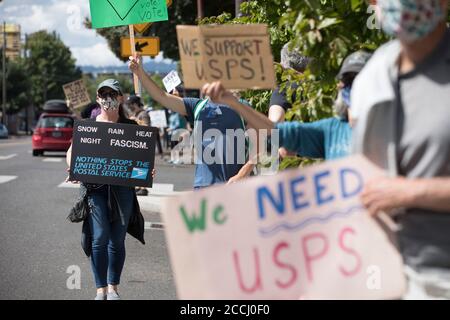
[26,31,81,109]
[0,52,30,114]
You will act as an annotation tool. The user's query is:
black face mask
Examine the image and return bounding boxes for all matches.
[341,72,357,88]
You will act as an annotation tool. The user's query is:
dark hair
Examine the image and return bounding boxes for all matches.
[81,102,100,119]
[118,103,128,121]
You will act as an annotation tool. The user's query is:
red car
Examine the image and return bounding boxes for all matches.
[32,112,76,156]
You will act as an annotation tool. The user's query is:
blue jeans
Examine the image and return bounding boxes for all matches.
[87,185,134,288]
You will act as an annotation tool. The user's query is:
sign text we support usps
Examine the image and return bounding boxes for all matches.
[70,121,157,187]
[162,155,406,299]
[177,24,276,90]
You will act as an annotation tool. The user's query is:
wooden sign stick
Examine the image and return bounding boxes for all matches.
[129,25,142,96]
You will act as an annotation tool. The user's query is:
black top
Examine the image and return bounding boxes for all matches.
[269,82,299,111]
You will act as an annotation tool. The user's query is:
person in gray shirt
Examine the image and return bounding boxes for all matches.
[351,0,450,299]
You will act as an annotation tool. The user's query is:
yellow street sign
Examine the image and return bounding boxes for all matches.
[121,37,160,57]
[132,0,173,34]
[134,23,152,34]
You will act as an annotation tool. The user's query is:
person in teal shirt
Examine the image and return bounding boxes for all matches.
[201,51,372,174]
[276,117,352,160]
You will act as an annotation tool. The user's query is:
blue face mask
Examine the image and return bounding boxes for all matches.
[341,86,352,108]
[378,0,445,43]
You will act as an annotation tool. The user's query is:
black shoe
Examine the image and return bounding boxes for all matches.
[135,188,149,196]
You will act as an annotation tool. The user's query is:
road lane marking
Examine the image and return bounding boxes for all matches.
[43,158,63,162]
[0,141,30,148]
[58,181,80,188]
[149,183,174,195]
[0,176,17,184]
[0,154,17,160]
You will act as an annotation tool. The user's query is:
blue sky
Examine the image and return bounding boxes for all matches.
[0,0,170,66]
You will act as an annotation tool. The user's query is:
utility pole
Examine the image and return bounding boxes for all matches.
[43,70,47,103]
[235,0,245,17]
[2,21,7,126]
[24,33,29,134]
[197,0,203,20]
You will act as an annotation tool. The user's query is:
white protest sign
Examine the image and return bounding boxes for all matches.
[162,155,406,299]
[149,110,168,128]
[163,70,182,93]
[62,79,91,109]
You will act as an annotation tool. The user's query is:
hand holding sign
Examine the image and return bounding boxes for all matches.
[129,55,144,75]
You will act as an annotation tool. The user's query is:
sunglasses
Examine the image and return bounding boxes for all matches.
[98,90,119,99]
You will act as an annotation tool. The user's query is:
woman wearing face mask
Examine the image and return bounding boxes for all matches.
[66,79,153,300]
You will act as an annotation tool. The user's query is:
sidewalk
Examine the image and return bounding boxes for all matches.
[138,183,185,213]
[137,154,194,219]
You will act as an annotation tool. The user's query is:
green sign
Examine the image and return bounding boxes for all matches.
[90,0,169,29]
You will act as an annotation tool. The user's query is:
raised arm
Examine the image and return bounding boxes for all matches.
[129,56,187,116]
[201,82,274,132]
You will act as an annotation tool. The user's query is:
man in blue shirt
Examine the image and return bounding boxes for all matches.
[200,51,371,170]
[129,58,248,189]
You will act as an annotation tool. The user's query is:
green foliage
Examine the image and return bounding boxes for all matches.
[0,53,30,114]
[26,31,81,109]
[279,0,389,123]
[279,156,320,170]
[199,0,390,169]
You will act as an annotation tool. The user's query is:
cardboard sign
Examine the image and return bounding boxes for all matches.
[149,110,168,128]
[162,70,182,93]
[89,0,169,29]
[120,37,160,57]
[63,80,91,110]
[176,24,276,90]
[70,121,157,187]
[162,155,406,299]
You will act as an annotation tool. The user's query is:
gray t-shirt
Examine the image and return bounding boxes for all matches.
[395,29,450,269]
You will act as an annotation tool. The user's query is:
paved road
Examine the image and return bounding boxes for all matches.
[0,136,194,300]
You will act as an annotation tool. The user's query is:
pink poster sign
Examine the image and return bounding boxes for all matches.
[162,155,406,299]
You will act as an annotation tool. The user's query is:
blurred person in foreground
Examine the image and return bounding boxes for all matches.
[351,0,450,299]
